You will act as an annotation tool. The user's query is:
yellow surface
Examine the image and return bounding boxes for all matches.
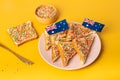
[0,0,120,80]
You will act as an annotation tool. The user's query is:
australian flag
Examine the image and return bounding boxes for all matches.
[46,19,69,35]
[82,18,105,32]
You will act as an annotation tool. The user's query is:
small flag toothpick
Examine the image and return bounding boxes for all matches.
[46,19,69,35]
[82,18,105,32]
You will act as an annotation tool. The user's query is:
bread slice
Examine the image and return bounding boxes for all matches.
[72,35,95,64]
[51,44,60,62]
[66,22,95,41]
[50,31,67,62]
[77,25,95,37]
[66,22,76,41]
[44,31,51,50]
[7,21,38,46]
[58,42,76,66]
[50,34,60,62]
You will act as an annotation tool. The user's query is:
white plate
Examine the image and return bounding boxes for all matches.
[38,33,101,70]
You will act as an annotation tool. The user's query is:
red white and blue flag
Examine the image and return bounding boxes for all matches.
[82,18,105,32]
[46,25,57,31]
[46,19,69,35]
[84,18,94,25]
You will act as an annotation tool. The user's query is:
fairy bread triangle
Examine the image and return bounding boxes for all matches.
[50,31,67,62]
[44,31,51,50]
[58,42,77,66]
[72,35,95,64]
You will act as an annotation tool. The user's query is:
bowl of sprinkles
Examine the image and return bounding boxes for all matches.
[35,4,58,24]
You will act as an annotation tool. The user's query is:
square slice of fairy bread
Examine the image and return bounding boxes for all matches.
[7,21,38,46]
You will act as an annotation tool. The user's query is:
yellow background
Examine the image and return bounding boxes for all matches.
[0,0,120,80]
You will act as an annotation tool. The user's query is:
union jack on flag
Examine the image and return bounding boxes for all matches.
[46,25,57,31]
[46,19,69,35]
[84,18,94,25]
[82,18,105,32]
